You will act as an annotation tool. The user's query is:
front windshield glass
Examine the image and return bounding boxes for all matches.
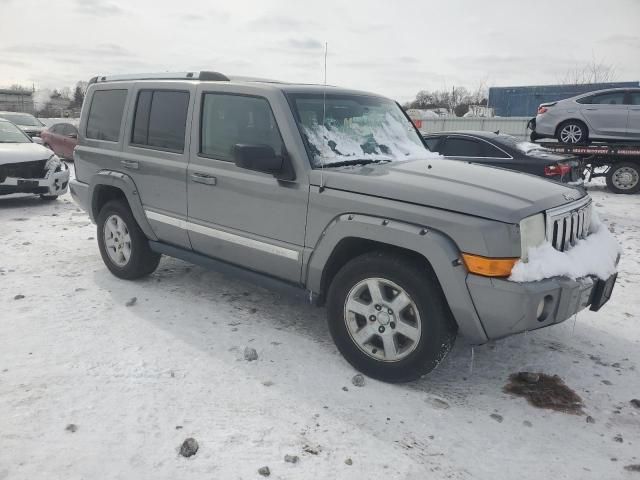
[0,112,43,127]
[290,93,431,167]
[0,121,31,143]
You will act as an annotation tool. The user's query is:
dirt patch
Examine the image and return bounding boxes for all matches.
[504,372,584,415]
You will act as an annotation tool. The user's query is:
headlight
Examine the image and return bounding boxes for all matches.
[45,155,62,172]
[519,213,546,262]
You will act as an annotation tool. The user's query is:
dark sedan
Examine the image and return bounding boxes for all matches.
[422,131,583,183]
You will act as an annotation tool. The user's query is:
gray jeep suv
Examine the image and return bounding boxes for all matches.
[70,72,616,382]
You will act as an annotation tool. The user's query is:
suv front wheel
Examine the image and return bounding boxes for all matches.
[97,199,161,279]
[327,251,456,383]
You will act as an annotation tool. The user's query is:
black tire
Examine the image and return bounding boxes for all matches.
[556,120,588,144]
[39,194,58,201]
[326,251,457,383]
[96,199,161,279]
[606,162,640,194]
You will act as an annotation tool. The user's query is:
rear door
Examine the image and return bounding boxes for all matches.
[627,90,640,138]
[578,91,629,137]
[121,83,195,249]
[185,86,308,283]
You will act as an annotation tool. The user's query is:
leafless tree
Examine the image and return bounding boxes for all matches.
[559,59,617,85]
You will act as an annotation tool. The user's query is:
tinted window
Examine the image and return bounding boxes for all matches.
[131,90,189,152]
[50,124,63,134]
[200,93,283,162]
[484,142,510,158]
[60,124,77,136]
[424,137,442,152]
[86,89,127,141]
[630,91,640,105]
[584,92,626,105]
[442,137,484,157]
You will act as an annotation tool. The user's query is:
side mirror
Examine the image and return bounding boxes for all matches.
[233,144,281,173]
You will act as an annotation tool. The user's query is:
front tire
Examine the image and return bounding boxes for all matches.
[97,199,160,279]
[606,162,640,194]
[557,120,588,144]
[327,251,457,383]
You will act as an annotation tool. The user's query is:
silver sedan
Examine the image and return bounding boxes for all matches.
[532,87,640,144]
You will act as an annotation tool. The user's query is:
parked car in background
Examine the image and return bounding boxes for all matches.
[530,87,640,144]
[40,122,79,159]
[0,111,46,137]
[0,118,69,200]
[423,131,583,183]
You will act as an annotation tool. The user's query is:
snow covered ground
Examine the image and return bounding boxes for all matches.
[1,175,639,480]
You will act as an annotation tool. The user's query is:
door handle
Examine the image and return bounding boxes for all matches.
[190,172,217,185]
[120,159,139,170]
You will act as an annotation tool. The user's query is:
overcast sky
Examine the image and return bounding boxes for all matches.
[1,0,638,102]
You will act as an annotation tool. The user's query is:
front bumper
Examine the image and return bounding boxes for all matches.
[466,273,615,340]
[0,165,70,196]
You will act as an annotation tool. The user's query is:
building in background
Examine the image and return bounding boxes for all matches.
[0,89,35,113]
[488,82,640,117]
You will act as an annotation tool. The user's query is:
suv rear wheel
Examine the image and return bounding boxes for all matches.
[327,251,456,383]
[97,199,161,279]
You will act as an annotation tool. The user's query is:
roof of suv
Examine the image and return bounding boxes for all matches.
[89,71,385,98]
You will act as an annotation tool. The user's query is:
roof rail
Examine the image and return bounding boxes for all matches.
[88,71,229,84]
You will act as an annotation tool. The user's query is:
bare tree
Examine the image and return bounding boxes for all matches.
[559,58,617,85]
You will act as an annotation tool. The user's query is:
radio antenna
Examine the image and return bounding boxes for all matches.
[319,41,328,192]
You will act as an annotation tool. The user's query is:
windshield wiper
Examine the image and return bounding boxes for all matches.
[322,159,391,168]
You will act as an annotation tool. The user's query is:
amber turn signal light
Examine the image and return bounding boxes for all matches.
[461,253,518,278]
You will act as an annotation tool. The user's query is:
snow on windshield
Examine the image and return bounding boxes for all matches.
[510,209,621,282]
[294,95,437,167]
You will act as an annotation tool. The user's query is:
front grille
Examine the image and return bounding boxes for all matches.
[546,197,592,252]
[0,160,48,181]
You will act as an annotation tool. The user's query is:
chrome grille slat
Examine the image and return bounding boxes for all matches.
[545,197,592,253]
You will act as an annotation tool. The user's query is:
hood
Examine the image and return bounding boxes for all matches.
[0,142,53,166]
[313,158,585,224]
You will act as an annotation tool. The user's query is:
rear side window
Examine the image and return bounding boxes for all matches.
[441,137,484,157]
[200,93,283,162]
[483,142,510,158]
[582,92,626,105]
[630,91,640,105]
[131,90,190,152]
[86,89,127,141]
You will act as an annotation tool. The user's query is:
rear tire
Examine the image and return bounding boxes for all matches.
[556,120,588,144]
[97,199,160,279]
[326,251,457,383]
[606,162,640,194]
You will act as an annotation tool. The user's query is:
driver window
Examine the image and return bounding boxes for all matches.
[200,93,284,162]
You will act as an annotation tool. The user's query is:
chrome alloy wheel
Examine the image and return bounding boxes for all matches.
[611,166,639,191]
[103,214,132,266]
[344,277,422,362]
[560,124,583,143]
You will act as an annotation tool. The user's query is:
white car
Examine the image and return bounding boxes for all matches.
[0,118,69,200]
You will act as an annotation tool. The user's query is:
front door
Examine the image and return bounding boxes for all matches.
[627,90,640,138]
[186,89,308,283]
[579,91,629,137]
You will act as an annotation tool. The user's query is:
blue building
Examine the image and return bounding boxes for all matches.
[488,82,640,117]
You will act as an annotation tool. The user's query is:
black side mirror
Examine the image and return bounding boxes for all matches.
[233,144,295,180]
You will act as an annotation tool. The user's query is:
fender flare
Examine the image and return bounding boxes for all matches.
[304,213,488,344]
[88,170,158,241]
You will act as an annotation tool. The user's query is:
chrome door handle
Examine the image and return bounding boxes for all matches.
[120,159,139,169]
[190,173,217,185]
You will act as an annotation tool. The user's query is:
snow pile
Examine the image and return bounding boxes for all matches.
[510,210,621,282]
[302,112,437,166]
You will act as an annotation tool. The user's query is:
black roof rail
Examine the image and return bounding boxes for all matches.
[88,71,230,84]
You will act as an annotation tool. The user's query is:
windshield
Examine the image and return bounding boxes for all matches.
[290,93,431,167]
[0,112,43,127]
[0,121,32,143]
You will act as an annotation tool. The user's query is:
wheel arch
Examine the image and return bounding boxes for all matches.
[555,118,589,139]
[88,170,158,241]
[305,214,489,344]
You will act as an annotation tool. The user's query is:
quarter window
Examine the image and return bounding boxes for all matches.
[86,89,127,142]
[131,90,190,152]
[200,93,283,162]
[629,91,640,105]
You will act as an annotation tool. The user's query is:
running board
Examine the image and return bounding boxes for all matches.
[148,241,316,304]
